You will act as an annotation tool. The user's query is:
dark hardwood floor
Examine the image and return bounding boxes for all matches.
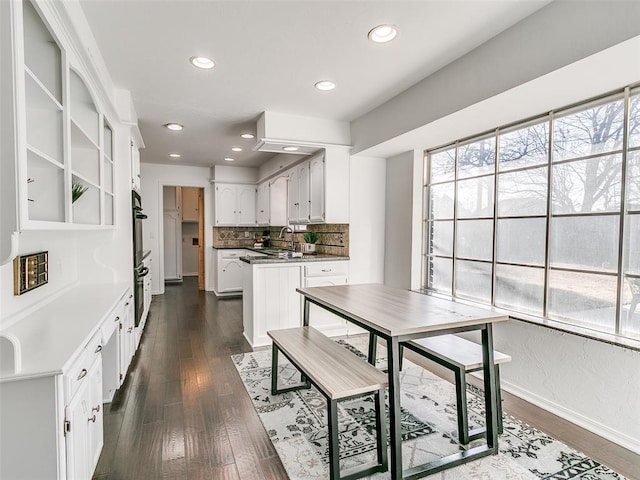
[94,278,639,480]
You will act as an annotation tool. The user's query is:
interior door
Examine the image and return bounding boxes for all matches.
[162,209,182,280]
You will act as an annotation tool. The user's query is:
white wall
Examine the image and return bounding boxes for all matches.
[140,163,212,294]
[383,151,413,289]
[493,321,640,454]
[348,156,386,284]
[352,1,640,155]
[212,165,258,183]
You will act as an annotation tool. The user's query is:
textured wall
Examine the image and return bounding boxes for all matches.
[485,321,640,453]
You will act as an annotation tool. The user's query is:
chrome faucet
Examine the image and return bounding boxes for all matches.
[279,226,295,251]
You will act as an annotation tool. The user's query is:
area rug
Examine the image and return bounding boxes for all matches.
[232,338,627,480]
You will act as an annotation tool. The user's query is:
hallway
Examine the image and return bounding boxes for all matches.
[93,277,286,479]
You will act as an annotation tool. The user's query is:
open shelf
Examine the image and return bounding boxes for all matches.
[71,176,100,225]
[22,0,62,104]
[25,71,63,164]
[71,121,100,185]
[70,70,99,146]
[27,150,65,222]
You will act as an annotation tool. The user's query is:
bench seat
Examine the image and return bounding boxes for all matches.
[268,326,388,480]
[403,334,511,445]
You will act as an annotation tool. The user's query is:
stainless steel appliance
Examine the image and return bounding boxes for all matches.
[132,191,149,327]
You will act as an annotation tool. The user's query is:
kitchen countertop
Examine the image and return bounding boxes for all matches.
[240,253,349,264]
[213,246,348,264]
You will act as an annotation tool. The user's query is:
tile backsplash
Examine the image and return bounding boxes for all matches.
[213,224,349,257]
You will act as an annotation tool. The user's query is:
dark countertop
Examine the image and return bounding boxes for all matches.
[238,247,348,265]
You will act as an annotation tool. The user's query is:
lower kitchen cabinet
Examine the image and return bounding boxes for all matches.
[214,249,248,296]
[242,260,349,347]
[0,283,144,480]
[65,355,103,480]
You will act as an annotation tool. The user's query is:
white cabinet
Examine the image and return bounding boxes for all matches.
[17,1,117,229]
[65,354,103,480]
[119,298,135,384]
[215,249,247,295]
[257,177,288,226]
[288,161,310,224]
[304,262,349,336]
[286,148,348,225]
[309,154,325,223]
[214,183,256,226]
[243,263,303,347]
[256,181,269,225]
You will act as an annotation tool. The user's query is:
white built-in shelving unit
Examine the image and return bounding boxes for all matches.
[20,0,114,229]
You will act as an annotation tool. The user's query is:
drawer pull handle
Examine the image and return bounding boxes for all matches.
[125,302,130,306]
[94,345,102,353]
[127,327,133,333]
[88,414,96,423]
[77,369,88,381]
[321,269,332,272]
[92,405,101,414]
[114,316,120,322]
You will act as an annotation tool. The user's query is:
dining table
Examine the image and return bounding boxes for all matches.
[296,283,510,480]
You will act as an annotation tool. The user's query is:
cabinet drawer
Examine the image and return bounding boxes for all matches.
[219,249,246,259]
[65,349,91,402]
[304,262,348,277]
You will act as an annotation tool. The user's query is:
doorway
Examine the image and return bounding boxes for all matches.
[162,186,205,290]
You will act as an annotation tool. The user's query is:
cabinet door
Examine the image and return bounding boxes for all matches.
[87,357,104,475]
[219,259,243,292]
[287,168,299,223]
[119,303,135,384]
[215,184,238,225]
[181,187,199,222]
[65,379,91,480]
[270,176,288,226]
[298,162,310,223]
[309,155,325,223]
[256,182,269,225]
[237,185,256,226]
[162,210,182,280]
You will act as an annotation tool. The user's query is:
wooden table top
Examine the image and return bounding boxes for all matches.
[297,284,509,337]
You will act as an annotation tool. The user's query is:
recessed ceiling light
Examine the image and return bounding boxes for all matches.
[224,157,235,162]
[164,123,184,131]
[169,153,181,158]
[189,56,215,69]
[314,80,336,91]
[283,146,299,152]
[231,147,243,152]
[241,133,255,139]
[368,24,398,43]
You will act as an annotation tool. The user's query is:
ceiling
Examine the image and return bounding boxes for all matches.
[79,0,550,169]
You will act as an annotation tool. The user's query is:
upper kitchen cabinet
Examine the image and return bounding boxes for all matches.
[287,148,349,225]
[256,176,287,227]
[214,183,257,226]
[15,0,118,230]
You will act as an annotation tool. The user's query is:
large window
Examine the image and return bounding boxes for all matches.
[423,86,640,340]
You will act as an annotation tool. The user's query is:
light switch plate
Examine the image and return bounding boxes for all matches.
[13,251,48,295]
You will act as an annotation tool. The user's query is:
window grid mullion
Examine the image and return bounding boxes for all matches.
[543,112,554,318]
[451,142,459,296]
[491,129,499,306]
[615,87,631,335]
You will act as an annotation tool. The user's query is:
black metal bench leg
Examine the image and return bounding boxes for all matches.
[454,367,470,445]
[367,331,377,365]
[496,365,504,435]
[327,399,340,480]
[374,389,388,471]
[271,343,279,396]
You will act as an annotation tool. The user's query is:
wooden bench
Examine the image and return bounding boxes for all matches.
[268,326,388,480]
[402,334,511,445]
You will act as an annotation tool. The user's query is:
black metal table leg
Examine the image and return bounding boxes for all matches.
[303,298,310,327]
[481,323,499,452]
[387,336,403,478]
[368,331,377,365]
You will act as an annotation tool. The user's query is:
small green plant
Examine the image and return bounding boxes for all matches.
[303,231,318,244]
[72,181,88,203]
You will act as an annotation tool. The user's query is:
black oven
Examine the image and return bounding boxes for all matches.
[132,191,148,327]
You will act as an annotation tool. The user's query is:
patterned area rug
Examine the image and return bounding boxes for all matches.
[232,339,627,480]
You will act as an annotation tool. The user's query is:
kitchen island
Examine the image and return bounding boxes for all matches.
[240,251,350,347]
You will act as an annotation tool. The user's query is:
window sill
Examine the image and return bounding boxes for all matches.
[413,288,640,352]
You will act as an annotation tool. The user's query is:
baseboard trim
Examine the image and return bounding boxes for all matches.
[502,379,640,455]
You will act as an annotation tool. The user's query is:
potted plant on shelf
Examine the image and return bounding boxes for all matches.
[301,231,318,254]
[72,181,88,203]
